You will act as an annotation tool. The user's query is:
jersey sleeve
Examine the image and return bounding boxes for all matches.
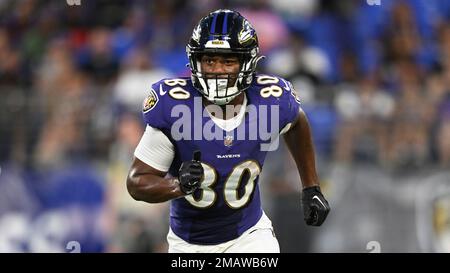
[279,78,302,133]
[252,74,302,134]
[141,80,169,130]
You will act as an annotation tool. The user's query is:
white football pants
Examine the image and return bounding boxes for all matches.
[167,212,280,253]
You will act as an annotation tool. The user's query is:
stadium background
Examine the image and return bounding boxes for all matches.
[0,0,449,252]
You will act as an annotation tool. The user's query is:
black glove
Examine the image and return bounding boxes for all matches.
[301,186,330,226]
[178,150,204,195]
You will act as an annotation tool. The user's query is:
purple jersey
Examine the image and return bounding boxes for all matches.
[141,74,301,244]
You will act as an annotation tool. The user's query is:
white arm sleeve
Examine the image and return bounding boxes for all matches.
[134,125,175,172]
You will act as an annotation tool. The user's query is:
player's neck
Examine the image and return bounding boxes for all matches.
[203,93,245,120]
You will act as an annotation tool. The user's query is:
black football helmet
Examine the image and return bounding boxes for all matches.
[186,9,264,105]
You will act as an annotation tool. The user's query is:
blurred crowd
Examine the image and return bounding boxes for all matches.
[0,0,449,252]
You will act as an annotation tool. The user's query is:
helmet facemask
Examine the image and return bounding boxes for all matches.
[188,49,263,105]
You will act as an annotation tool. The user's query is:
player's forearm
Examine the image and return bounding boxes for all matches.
[284,110,320,189]
[127,172,184,203]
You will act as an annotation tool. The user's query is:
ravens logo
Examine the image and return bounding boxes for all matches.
[143,89,159,113]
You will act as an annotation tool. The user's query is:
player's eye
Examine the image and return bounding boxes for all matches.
[225,59,238,65]
[201,56,214,63]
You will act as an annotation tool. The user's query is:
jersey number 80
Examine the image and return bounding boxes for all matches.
[185,160,261,209]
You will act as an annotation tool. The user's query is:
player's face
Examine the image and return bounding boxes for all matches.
[200,54,240,86]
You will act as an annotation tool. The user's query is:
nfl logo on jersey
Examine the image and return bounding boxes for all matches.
[224,135,234,147]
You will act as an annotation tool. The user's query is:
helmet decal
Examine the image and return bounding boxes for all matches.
[238,19,256,45]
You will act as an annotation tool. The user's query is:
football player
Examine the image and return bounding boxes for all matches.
[126,9,330,253]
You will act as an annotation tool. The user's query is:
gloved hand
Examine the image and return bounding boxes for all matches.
[301,186,330,226]
[178,150,204,195]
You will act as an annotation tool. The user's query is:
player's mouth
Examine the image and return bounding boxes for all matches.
[203,73,238,87]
